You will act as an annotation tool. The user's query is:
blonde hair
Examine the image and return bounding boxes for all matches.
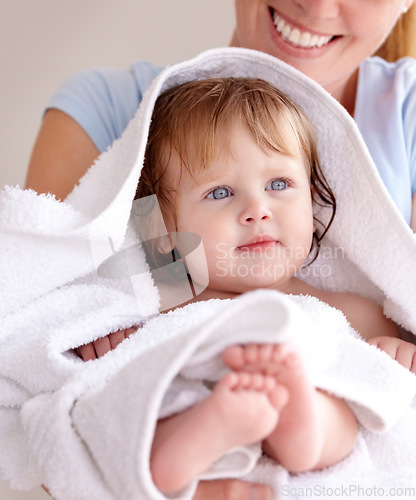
[375,5,416,61]
[136,77,335,262]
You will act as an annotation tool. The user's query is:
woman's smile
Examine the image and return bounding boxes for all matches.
[232,0,409,110]
[269,7,337,50]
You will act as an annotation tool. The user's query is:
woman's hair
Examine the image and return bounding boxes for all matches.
[136,77,336,263]
[375,5,416,61]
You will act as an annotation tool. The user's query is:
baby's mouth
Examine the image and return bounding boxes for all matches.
[269,7,338,49]
[236,236,279,253]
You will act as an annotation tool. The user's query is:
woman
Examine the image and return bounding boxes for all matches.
[26,2,416,499]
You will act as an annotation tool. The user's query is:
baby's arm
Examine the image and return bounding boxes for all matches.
[324,292,416,373]
[325,292,400,340]
[367,336,416,374]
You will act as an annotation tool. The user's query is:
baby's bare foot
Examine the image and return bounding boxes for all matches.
[223,343,324,472]
[151,370,279,493]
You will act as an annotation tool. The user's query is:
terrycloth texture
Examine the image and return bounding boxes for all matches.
[9,290,416,500]
[67,292,416,500]
[1,47,416,499]
[14,292,416,500]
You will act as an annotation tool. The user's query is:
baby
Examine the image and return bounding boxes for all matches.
[77,77,416,493]
[130,77,416,494]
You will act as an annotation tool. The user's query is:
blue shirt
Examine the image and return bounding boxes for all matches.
[47,61,163,153]
[47,56,416,224]
[355,56,416,224]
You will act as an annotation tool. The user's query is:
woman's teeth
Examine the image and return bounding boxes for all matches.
[273,13,333,49]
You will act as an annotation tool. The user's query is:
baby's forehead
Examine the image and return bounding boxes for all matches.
[162,118,309,185]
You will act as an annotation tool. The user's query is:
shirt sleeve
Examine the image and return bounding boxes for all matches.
[46,61,163,153]
[402,64,416,196]
[355,57,416,223]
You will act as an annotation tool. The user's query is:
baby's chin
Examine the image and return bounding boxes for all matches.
[209,276,292,296]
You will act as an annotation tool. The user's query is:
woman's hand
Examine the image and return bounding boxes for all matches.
[76,327,137,361]
[194,480,272,500]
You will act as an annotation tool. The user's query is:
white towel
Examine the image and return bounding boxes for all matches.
[18,292,416,500]
[1,47,416,499]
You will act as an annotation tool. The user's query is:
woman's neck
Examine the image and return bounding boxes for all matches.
[326,69,359,117]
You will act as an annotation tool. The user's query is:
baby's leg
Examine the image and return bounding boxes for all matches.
[223,344,357,472]
[151,371,283,494]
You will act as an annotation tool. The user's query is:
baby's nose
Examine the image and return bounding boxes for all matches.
[239,199,272,224]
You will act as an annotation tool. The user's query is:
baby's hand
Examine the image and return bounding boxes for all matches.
[368,336,416,374]
[76,326,137,361]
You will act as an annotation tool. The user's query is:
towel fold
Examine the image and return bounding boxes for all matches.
[18,291,416,500]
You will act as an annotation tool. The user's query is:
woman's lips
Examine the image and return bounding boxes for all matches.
[269,7,337,51]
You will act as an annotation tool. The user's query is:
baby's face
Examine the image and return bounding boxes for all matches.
[166,123,314,294]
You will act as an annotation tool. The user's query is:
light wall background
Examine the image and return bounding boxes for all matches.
[0,1,234,499]
[0,0,235,191]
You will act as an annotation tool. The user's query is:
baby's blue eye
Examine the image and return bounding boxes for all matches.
[267,179,288,191]
[207,187,231,199]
